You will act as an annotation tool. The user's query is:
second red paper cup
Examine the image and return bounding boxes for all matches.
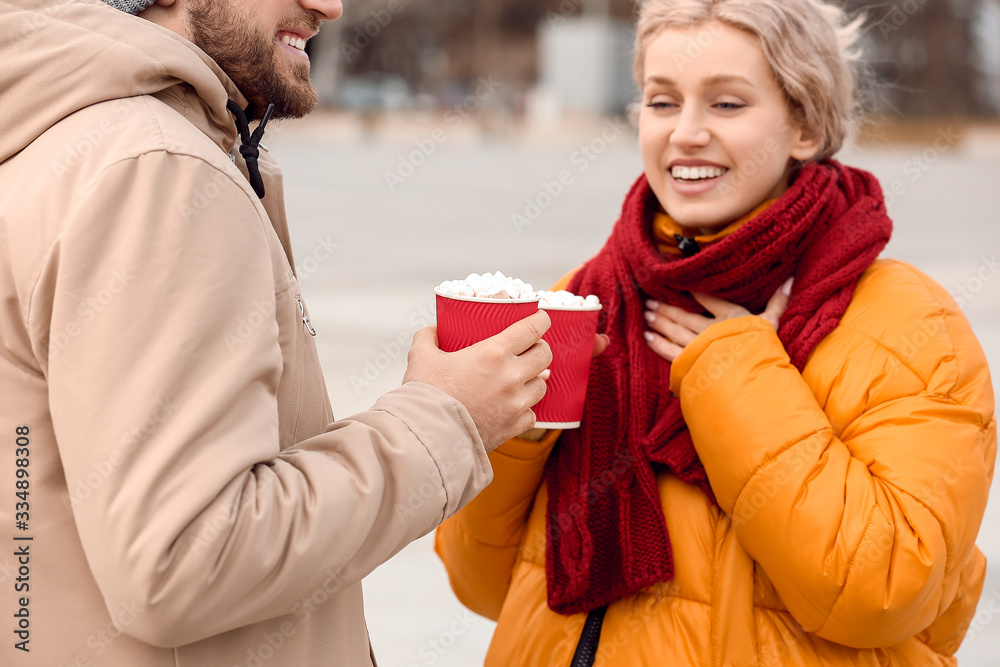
[534,302,602,429]
[435,290,540,353]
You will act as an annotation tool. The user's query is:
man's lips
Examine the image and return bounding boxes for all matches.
[277,30,312,54]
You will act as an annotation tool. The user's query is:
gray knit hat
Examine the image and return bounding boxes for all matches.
[100,0,156,14]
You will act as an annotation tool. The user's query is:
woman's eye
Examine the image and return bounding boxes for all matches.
[715,101,747,111]
[646,100,676,110]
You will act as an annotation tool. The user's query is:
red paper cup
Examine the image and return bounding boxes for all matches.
[435,290,540,353]
[534,303,602,429]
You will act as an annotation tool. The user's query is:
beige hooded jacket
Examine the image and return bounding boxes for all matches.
[0,1,492,664]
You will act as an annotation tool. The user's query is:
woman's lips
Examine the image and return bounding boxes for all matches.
[669,164,729,196]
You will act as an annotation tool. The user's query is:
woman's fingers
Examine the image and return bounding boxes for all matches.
[760,278,794,329]
[593,333,611,358]
[644,280,794,362]
[644,306,700,347]
[643,330,685,362]
[646,300,714,334]
[691,292,751,320]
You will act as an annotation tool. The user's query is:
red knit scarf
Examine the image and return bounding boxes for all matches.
[543,160,893,615]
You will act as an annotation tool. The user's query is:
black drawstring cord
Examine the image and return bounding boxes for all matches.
[674,233,701,257]
[226,99,275,199]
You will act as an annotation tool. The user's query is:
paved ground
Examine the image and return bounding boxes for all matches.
[267,112,1000,666]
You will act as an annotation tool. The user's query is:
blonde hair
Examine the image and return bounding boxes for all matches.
[633,0,865,159]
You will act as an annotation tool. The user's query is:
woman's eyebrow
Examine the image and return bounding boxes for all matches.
[644,74,755,87]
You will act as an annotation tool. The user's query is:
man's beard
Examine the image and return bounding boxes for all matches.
[187,1,319,120]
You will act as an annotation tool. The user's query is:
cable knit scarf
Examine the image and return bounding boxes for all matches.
[543,160,893,615]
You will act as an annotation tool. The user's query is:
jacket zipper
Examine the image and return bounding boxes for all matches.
[297,297,317,336]
[569,605,607,667]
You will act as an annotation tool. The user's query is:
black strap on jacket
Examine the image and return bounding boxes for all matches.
[226,99,275,200]
[569,604,607,667]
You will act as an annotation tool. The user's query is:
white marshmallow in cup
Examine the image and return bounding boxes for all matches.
[537,290,602,310]
[435,272,538,301]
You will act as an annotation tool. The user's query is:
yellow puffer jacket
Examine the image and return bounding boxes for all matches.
[435,259,996,666]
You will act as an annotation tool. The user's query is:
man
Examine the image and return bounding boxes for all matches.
[0,0,553,663]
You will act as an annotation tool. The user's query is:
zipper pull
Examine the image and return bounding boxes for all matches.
[297,297,317,336]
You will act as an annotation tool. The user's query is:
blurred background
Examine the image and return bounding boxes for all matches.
[269,0,1000,664]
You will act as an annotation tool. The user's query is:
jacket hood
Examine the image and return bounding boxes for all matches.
[0,0,247,164]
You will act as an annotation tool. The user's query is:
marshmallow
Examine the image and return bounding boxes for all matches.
[538,289,602,309]
[436,272,538,300]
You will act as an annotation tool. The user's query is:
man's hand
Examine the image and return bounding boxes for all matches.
[644,279,792,362]
[403,310,554,451]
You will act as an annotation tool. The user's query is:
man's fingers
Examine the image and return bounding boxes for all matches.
[516,409,538,438]
[519,339,553,376]
[528,375,547,405]
[410,325,439,349]
[495,310,551,356]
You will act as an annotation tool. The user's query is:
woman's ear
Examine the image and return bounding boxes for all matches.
[784,106,823,162]
[790,126,823,161]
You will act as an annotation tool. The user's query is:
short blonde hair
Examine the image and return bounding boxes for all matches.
[633,0,865,159]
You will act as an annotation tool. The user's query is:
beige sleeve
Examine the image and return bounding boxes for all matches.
[39,151,491,647]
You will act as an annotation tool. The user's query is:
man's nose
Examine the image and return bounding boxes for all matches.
[300,0,343,21]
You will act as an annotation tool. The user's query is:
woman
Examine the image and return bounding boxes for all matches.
[435,0,995,664]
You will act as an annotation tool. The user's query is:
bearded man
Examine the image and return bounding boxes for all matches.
[0,0,554,664]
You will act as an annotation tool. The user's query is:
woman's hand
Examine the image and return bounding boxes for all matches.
[644,279,792,362]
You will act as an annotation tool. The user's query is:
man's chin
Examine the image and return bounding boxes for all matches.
[246,81,318,120]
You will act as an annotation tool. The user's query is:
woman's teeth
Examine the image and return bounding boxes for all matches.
[671,166,726,181]
[280,34,307,51]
